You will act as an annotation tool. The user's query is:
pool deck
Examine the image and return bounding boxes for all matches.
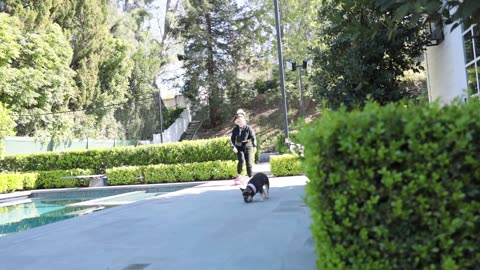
[0,163,315,270]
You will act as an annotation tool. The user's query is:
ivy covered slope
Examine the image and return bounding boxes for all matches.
[302,101,479,269]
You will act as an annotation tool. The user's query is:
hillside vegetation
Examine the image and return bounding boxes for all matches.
[194,94,320,152]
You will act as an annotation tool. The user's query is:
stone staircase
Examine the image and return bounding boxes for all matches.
[179,120,202,141]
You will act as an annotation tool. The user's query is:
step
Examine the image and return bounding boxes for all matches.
[0,191,32,203]
[65,206,106,216]
[0,198,32,208]
[66,191,147,207]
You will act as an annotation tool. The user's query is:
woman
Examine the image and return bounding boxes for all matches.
[230,109,257,185]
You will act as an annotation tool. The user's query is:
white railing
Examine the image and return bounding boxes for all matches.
[152,108,192,144]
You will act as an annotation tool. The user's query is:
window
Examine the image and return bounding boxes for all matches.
[463,21,480,96]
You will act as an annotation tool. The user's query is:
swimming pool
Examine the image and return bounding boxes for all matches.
[0,183,199,236]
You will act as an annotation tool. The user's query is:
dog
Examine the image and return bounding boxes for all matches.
[240,172,270,203]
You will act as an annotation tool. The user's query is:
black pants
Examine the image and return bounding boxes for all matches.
[236,145,253,177]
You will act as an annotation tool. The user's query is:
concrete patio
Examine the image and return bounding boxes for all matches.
[0,164,315,270]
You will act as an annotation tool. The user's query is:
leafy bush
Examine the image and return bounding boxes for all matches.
[0,102,15,157]
[302,101,479,269]
[0,177,8,193]
[22,173,38,190]
[0,159,238,193]
[144,160,237,183]
[254,143,261,164]
[37,169,94,189]
[111,160,238,184]
[0,173,24,193]
[0,172,38,193]
[163,107,185,129]
[0,137,236,173]
[275,131,302,154]
[106,166,144,186]
[270,154,303,176]
[208,160,238,180]
[254,79,279,95]
[143,164,176,183]
[310,0,426,111]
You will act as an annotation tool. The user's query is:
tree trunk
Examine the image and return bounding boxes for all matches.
[162,0,172,45]
[205,11,221,127]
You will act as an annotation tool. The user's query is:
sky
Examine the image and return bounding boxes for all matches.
[145,0,186,100]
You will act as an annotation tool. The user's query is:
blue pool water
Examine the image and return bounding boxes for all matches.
[0,199,95,236]
[0,183,198,236]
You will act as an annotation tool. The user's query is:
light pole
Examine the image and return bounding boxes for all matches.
[158,89,164,143]
[273,0,290,147]
[286,58,312,120]
[154,79,164,143]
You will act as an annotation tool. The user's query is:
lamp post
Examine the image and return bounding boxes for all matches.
[154,78,164,143]
[273,0,290,147]
[425,16,444,46]
[286,58,312,120]
[158,89,164,143]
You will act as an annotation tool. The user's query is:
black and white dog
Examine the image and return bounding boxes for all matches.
[240,172,270,203]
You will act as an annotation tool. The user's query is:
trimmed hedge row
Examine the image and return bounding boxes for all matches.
[0,173,29,193]
[106,160,238,185]
[0,169,93,193]
[36,169,94,189]
[270,154,303,176]
[302,101,480,269]
[0,137,236,173]
[0,159,237,193]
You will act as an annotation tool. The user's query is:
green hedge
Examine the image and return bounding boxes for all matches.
[36,169,94,189]
[0,173,38,193]
[107,166,144,186]
[106,160,238,185]
[0,169,94,193]
[0,137,236,173]
[275,130,301,154]
[0,160,238,193]
[0,173,25,193]
[270,154,303,176]
[302,101,479,269]
[23,173,37,190]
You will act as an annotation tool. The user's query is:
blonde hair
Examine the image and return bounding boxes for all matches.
[234,115,246,127]
[232,108,248,124]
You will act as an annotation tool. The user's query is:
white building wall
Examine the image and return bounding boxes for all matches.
[426,24,468,104]
[152,108,192,144]
[163,95,187,108]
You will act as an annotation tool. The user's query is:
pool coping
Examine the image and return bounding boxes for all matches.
[0,179,242,240]
[0,180,211,202]
[66,191,147,207]
[0,162,272,202]
[0,181,216,236]
[0,191,32,201]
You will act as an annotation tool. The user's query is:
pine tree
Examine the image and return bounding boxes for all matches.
[178,0,257,127]
[109,1,167,139]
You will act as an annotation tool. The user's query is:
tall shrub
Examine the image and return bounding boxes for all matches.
[270,154,303,176]
[302,100,479,269]
[0,103,15,157]
[310,0,426,110]
[36,169,94,189]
